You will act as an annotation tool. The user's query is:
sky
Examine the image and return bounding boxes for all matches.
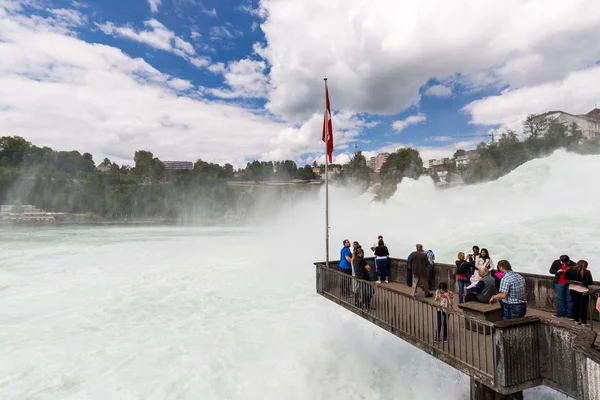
[1,0,600,168]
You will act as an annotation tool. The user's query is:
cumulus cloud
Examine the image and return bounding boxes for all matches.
[208,59,269,99]
[463,66,600,130]
[424,84,452,97]
[96,19,209,68]
[148,0,161,13]
[257,0,600,121]
[0,4,354,168]
[392,113,427,132]
[259,111,375,162]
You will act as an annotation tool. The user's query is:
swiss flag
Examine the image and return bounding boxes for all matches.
[322,82,334,163]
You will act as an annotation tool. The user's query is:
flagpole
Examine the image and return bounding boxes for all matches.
[324,78,330,269]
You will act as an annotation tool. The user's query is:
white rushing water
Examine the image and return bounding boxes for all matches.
[1,150,598,399]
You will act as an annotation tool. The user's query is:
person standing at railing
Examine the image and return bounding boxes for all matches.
[410,244,431,297]
[370,235,383,254]
[550,255,576,319]
[466,245,481,275]
[456,252,473,304]
[351,242,361,294]
[353,248,374,309]
[339,239,353,296]
[565,260,594,327]
[406,252,413,287]
[434,282,453,342]
[374,239,390,284]
[489,260,527,320]
[426,249,435,290]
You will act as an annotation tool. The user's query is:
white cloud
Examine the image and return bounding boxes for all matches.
[190,31,201,39]
[392,113,427,132]
[209,25,243,41]
[167,78,193,91]
[424,84,452,97]
[257,0,600,120]
[463,65,600,130]
[0,4,352,168]
[208,59,269,99]
[96,19,209,68]
[202,7,217,17]
[148,0,161,13]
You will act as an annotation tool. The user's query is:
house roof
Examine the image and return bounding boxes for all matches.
[586,108,600,120]
[538,109,600,122]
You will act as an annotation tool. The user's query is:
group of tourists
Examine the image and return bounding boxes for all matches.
[550,255,595,326]
[453,245,527,321]
[338,239,597,332]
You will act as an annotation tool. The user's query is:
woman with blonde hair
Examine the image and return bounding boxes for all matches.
[565,260,594,327]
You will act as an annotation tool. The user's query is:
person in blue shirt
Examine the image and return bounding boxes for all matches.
[339,239,353,296]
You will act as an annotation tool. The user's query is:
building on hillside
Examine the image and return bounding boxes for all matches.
[369,153,389,172]
[330,165,342,175]
[1,204,59,222]
[1,204,39,214]
[96,163,111,172]
[428,158,450,169]
[163,161,194,170]
[312,166,322,177]
[538,108,600,139]
[428,158,452,185]
[455,150,477,167]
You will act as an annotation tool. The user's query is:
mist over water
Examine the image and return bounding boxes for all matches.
[0,150,597,399]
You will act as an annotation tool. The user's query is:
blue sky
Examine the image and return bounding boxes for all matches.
[1,0,599,166]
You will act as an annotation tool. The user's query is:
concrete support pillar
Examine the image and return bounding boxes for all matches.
[470,379,523,400]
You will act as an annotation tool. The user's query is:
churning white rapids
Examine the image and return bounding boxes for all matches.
[1,150,599,400]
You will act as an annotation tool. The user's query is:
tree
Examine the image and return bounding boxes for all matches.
[523,114,550,138]
[567,122,583,142]
[83,153,94,163]
[134,150,164,183]
[339,151,371,190]
[102,157,111,166]
[453,149,466,159]
[0,136,31,167]
[223,163,234,180]
[379,148,424,189]
[297,165,317,180]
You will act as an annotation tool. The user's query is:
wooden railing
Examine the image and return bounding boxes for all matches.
[316,264,497,387]
[316,263,600,399]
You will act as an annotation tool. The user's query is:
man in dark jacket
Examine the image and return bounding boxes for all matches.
[549,255,576,318]
[465,267,497,303]
[352,249,373,309]
[410,244,430,297]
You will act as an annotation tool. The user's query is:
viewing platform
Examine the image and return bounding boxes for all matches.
[315,258,600,400]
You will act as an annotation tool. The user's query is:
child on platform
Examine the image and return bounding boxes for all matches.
[434,282,453,342]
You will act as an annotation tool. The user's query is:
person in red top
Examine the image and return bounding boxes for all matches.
[455,252,472,304]
[549,255,576,319]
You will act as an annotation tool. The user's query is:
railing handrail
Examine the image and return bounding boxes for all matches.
[316,264,497,385]
[319,264,496,327]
